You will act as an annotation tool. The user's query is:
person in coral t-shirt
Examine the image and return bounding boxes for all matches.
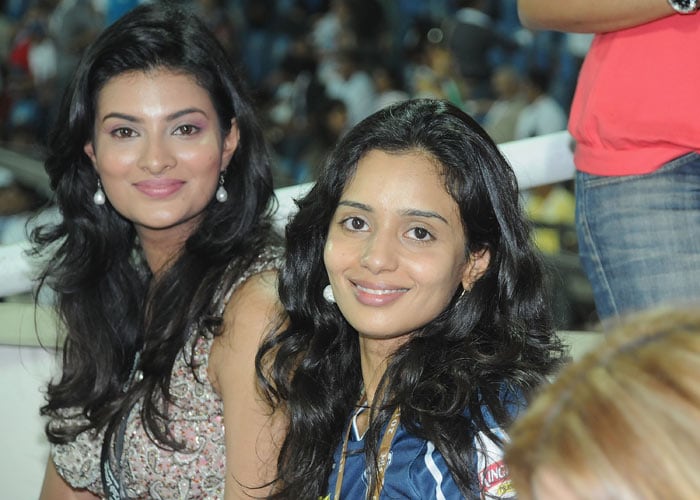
[517,0,700,324]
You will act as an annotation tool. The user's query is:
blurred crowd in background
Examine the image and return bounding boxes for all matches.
[0,0,596,327]
[1,0,591,176]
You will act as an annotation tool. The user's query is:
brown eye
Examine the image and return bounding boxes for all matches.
[341,217,369,232]
[414,228,428,239]
[112,127,135,138]
[175,124,199,135]
[407,227,433,241]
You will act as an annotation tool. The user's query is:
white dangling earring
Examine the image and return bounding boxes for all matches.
[215,172,228,203]
[93,179,106,205]
[323,285,335,303]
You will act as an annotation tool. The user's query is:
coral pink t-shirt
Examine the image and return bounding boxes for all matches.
[569,13,700,176]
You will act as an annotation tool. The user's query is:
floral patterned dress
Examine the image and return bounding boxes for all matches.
[50,252,278,499]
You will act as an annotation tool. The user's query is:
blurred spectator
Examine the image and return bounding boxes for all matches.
[0,166,46,244]
[514,67,567,139]
[481,64,526,144]
[192,0,241,59]
[298,97,348,181]
[321,47,376,126]
[371,65,409,113]
[525,182,576,256]
[342,0,387,56]
[312,0,388,59]
[26,21,55,85]
[48,0,102,94]
[446,0,519,99]
[5,5,55,146]
[0,64,7,136]
[240,0,287,85]
[382,0,451,61]
[409,38,466,109]
[310,0,346,57]
[5,21,38,143]
[25,18,55,140]
[0,0,590,190]
[266,36,327,184]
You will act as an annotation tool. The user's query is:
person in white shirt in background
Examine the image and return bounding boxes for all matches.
[514,67,567,140]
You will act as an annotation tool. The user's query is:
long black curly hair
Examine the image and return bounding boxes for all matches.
[257,98,564,498]
[31,3,277,451]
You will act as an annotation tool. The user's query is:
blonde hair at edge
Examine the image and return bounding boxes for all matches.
[505,306,700,500]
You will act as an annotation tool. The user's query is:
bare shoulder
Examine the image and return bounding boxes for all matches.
[225,269,281,324]
[208,269,283,391]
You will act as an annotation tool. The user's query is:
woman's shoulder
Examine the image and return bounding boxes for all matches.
[214,246,283,316]
[398,407,516,498]
[467,383,527,424]
[396,431,464,499]
[206,247,284,395]
[50,422,103,495]
[207,245,284,351]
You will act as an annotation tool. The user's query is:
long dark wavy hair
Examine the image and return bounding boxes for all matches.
[257,99,564,498]
[31,4,277,450]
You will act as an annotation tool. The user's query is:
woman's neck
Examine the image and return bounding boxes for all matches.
[137,228,188,274]
[358,337,402,404]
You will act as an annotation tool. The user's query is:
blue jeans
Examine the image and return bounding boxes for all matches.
[576,152,700,322]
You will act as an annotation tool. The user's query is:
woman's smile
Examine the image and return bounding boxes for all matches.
[351,280,410,306]
[133,178,186,198]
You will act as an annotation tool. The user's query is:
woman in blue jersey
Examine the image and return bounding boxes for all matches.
[257,98,563,499]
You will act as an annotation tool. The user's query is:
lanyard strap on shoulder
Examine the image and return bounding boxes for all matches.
[333,404,401,500]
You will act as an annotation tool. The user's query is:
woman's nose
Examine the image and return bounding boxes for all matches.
[139,137,175,175]
[360,231,399,273]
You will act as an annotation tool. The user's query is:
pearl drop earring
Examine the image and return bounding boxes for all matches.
[93,179,106,205]
[216,172,228,202]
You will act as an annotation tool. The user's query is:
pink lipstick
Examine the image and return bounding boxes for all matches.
[133,179,185,199]
[352,280,409,306]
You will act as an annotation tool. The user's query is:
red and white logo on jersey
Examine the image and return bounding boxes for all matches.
[475,429,516,499]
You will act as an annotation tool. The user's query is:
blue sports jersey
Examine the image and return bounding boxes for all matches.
[324,400,520,499]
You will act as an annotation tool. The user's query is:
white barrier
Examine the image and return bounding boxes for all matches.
[0,303,59,499]
[0,242,34,297]
[500,131,576,189]
[0,344,58,499]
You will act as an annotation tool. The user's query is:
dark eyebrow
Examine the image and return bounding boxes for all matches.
[166,107,208,121]
[401,209,448,224]
[337,200,372,211]
[102,112,139,123]
[337,201,449,224]
[101,107,208,123]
